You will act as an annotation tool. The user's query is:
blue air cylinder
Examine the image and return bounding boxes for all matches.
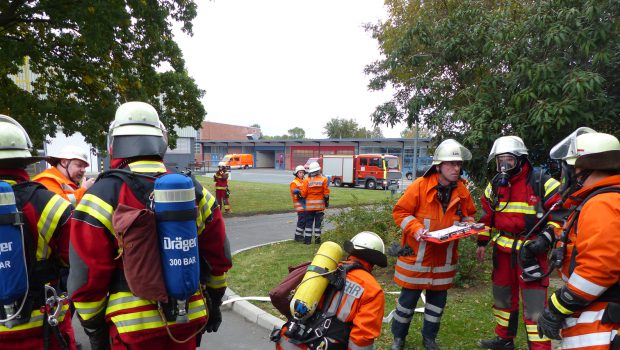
[0,181,28,305]
[153,174,200,301]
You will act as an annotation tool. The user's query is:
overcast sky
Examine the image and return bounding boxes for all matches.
[173,0,406,139]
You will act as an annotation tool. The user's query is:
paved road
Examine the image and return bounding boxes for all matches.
[73,211,335,349]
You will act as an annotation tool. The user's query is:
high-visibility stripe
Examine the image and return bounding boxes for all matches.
[492,202,536,214]
[37,195,70,259]
[564,309,604,328]
[544,178,560,197]
[548,221,561,228]
[493,308,510,319]
[74,299,107,321]
[424,314,440,323]
[484,183,493,198]
[0,305,68,332]
[491,234,524,250]
[76,194,114,233]
[400,215,416,230]
[394,271,453,286]
[67,193,77,206]
[128,161,166,173]
[526,324,549,342]
[206,273,227,289]
[153,188,195,203]
[197,188,215,233]
[396,259,431,273]
[568,272,607,298]
[551,293,573,315]
[0,192,16,205]
[106,293,153,315]
[110,299,206,333]
[562,331,617,349]
[493,314,509,327]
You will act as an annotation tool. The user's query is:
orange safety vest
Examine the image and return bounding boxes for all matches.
[290,178,304,212]
[33,167,85,205]
[556,175,620,349]
[392,173,476,290]
[300,175,329,211]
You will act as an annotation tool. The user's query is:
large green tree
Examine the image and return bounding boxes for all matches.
[324,117,382,139]
[0,0,204,150]
[367,0,619,182]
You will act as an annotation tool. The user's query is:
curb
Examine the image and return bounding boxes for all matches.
[221,240,289,331]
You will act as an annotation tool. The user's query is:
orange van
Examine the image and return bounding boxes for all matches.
[218,154,254,169]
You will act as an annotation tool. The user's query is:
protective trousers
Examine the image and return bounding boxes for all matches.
[295,211,305,241]
[391,288,447,341]
[491,246,550,349]
[215,189,230,212]
[304,211,324,244]
[109,322,197,350]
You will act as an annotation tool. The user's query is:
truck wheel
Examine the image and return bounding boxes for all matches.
[333,178,343,187]
[406,172,413,180]
[365,179,377,190]
[244,165,249,169]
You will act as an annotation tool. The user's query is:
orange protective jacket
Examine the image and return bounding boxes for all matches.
[33,166,86,205]
[300,175,329,211]
[393,173,476,290]
[276,258,384,350]
[555,175,620,348]
[290,178,304,212]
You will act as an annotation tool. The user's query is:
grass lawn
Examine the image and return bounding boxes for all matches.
[228,240,542,350]
[195,176,395,216]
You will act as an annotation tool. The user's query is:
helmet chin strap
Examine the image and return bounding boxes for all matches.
[59,159,79,185]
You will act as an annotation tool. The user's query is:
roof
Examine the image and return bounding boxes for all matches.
[196,137,432,144]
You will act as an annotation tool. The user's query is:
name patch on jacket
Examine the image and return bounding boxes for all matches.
[309,181,324,187]
[344,280,364,299]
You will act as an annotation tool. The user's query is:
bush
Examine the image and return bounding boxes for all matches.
[323,193,487,288]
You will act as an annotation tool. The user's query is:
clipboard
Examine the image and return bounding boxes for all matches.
[423,223,489,244]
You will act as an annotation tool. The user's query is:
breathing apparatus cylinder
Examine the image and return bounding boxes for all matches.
[153,174,200,319]
[290,241,343,322]
[0,182,28,322]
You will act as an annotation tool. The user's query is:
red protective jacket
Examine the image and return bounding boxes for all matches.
[33,166,86,206]
[0,169,75,348]
[393,173,476,290]
[213,169,229,190]
[290,178,304,212]
[69,159,232,345]
[478,163,561,252]
[276,257,384,350]
[300,175,329,211]
[555,175,620,348]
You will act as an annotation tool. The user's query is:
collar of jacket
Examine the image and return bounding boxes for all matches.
[345,256,373,272]
[0,168,29,182]
[564,174,620,208]
[35,166,78,188]
[424,173,467,204]
[508,161,531,184]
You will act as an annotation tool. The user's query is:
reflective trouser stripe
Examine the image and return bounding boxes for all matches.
[562,331,618,349]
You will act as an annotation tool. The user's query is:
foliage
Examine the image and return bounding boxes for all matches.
[367,0,620,184]
[287,127,305,139]
[324,117,384,139]
[400,125,432,138]
[0,0,204,151]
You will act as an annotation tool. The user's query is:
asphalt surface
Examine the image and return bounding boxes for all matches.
[72,211,335,349]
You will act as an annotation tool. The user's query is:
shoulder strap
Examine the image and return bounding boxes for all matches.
[13,181,46,209]
[98,169,159,205]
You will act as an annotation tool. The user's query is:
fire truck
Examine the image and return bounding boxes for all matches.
[322,154,401,190]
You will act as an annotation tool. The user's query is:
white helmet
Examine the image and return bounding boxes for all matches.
[487,136,529,163]
[0,115,44,167]
[432,139,472,165]
[49,145,90,166]
[108,101,168,158]
[308,161,321,174]
[293,165,306,175]
[344,231,387,267]
[551,129,620,170]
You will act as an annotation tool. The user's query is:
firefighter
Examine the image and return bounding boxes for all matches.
[537,129,620,349]
[476,136,561,350]
[290,165,306,242]
[275,231,387,350]
[390,139,477,350]
[0,115,77,349]
[33,145,95,205]
[68,102,232,350]
[300,161,329,245]
[213,165,231,213]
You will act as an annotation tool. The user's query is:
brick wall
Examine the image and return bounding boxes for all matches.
[200,121,260,140]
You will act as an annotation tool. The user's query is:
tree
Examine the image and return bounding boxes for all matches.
[324,117,360,139]
[366,0,619,182]
[287,127,305,139]
[401,126,432,139]
[0,1,204,150]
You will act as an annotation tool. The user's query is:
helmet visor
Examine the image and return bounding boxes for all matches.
[549,127,596,161]
[495,153,518,173]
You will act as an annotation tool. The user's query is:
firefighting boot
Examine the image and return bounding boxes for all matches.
[390,337,405,350]
[423,337,440,350]
[303,237,312,245]
[477,337,515,350]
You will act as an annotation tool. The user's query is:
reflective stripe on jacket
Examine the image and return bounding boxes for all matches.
[555,176,620,348]
[69,160,232,342]
[33,166,85,205]
[478,163,561,252]
[393,173,476,290]
[290,178,304,212]
[301,175,329,211]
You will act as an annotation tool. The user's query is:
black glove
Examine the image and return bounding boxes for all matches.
[524,232,553,257]
[324,196,329,208]
[82,318,110,350]
[537,308,565,340]
[205,287,225,333]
